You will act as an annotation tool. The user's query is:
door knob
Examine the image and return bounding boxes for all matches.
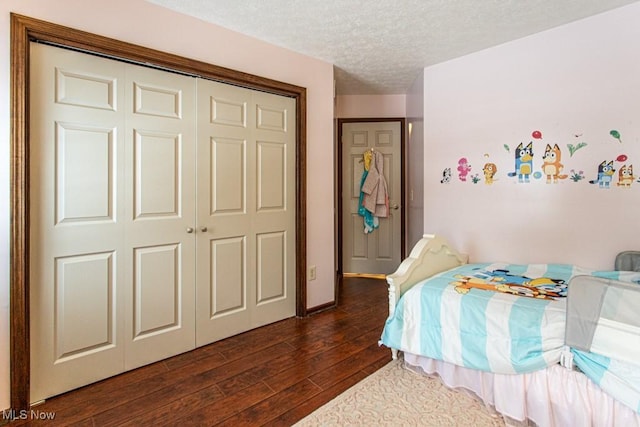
[200,226,208,232]
[391,204,400,210]
[186,227,194,233]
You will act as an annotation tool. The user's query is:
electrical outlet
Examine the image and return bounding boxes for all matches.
[308,265,317,281]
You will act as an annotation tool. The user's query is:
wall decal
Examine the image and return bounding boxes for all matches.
[616,164,635,187]
[507,142,534,183]
[541,144,568,183]
[588,160,616,188]
[482,163,498,184]
[441,128,636,190]
[610,129,622,143]
[457,157,472,181]
[440,168,452,183]
[567,142,587,156]
[570,169,585,182]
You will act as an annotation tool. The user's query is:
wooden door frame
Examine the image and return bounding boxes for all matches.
[336,118,406,282]
[10,13,307,411]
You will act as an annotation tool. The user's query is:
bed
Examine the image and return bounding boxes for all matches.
[379,234,640,427]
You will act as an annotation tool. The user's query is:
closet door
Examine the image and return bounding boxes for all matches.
[195,80,296,346]
[29,43,127,403]
[251,90,296,326]
[123,62,197,370]
[29,42,296,401]
[29,43,197,402]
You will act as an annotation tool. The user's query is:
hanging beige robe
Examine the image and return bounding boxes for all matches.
[361,150,389,218]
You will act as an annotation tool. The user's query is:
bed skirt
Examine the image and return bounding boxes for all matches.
[403,352,640,427]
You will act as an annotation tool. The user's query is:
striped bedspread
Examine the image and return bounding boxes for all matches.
[572,349,640,414]
[380,262,615,375]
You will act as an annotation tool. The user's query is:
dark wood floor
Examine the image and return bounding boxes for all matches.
[11,277,391,426]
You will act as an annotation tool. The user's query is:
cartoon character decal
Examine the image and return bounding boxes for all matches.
[589,160,616,188]
[507,142,534,183]
[450,268,567,300]
[482,163,498,184]
[541,144,568,183]
[441,131,635,191]
[440,168,452,184]
[616,164,635,187]
[457,158,472,182]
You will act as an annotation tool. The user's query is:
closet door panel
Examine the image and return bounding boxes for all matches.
[30,43,127,404]
[251,91,296,325]
[195,81,296,346]
[209,236,246,316]
[196,80,253,345]
[123,63,197,370]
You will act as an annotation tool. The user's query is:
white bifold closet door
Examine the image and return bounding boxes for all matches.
[195,80,296,346]
[29,42,295,403]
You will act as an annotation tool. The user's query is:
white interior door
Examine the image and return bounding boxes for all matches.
[342,121,402,275]
[195,80,296,346]
[122,61,197,370]
[29,43,197,402]
[30,42,297,402]
[30,42,127,404]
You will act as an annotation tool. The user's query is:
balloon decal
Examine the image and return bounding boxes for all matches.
[616,154,628,162]
[610,130,622,143]
[532,130,542,139]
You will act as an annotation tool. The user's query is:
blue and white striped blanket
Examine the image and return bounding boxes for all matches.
[380,262,631,375]
[572,349,640,414]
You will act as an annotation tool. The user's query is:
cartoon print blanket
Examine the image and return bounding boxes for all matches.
[380,262,631,375]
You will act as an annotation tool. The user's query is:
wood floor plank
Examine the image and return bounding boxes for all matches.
[172,381,276,426]
[116,384,225,427]
[272,370,369,426]
[308,342,390,390]
[214,379,322,427]
[263,328,390,394]
[11,277,390,426]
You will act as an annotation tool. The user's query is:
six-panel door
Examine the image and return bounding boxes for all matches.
[29,42,296,402]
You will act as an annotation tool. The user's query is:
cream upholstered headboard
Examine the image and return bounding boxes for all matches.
[385,234,468,318]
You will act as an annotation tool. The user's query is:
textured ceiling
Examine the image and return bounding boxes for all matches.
[148,0,639,95]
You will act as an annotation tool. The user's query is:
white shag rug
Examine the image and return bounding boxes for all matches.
[294,359,506,426]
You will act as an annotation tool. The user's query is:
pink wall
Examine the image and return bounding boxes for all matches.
[336,94,406,118]
[423,3,640,269]
[0,0,335,410]
[406,76,425,251]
